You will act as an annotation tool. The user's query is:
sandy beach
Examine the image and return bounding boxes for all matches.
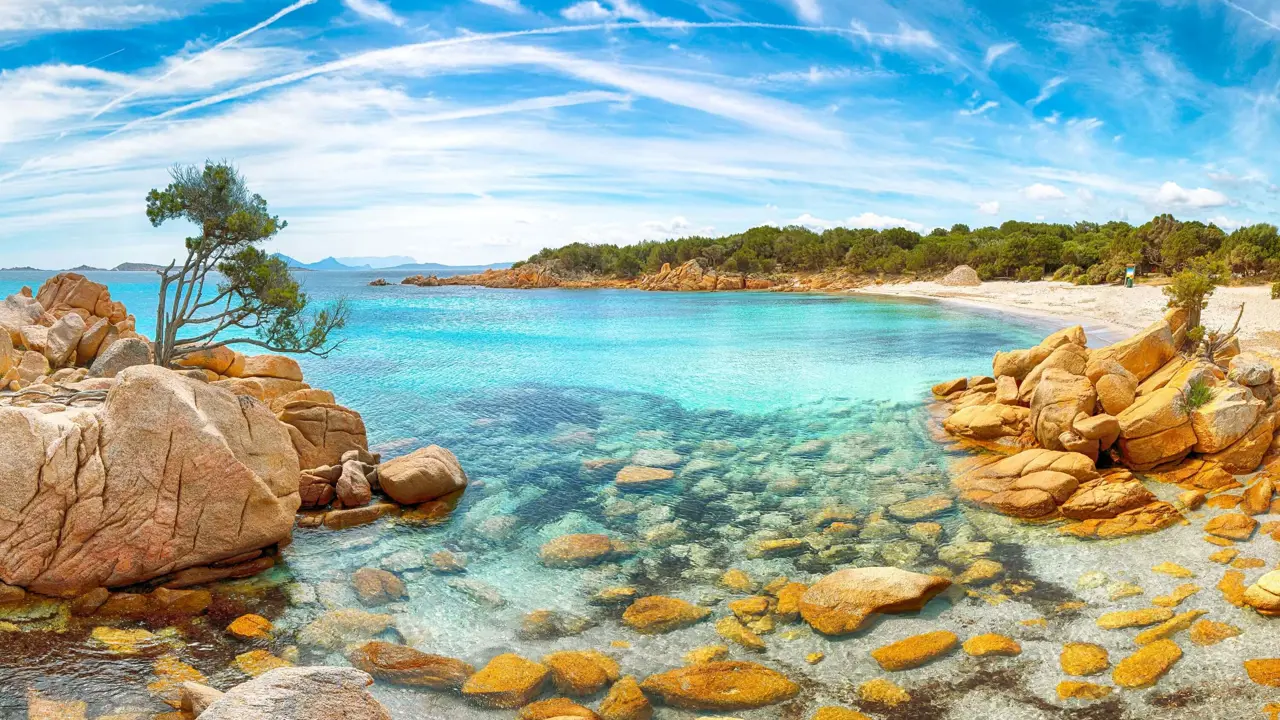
[855,280,1280,353]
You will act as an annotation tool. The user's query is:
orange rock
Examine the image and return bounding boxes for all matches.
[1205,494,1242,509]
[1151,562,1193,578]
[1061,643,1109,676]
[462,654,549,709]
[226,614,272,640]
[233,649,292,677]
[720,569,754,593]
[1152,584,1200,608]
[962,633,1021,657]
[1205,513,1258,541]
[1244,659,1280,687]
[870,630,959,671]
[539,534,617,568]
[716,616,765,651]
[857,678,910,707]
[622,596,710,634]
[1059,502,1180,539]
[1242,477,1275,515]
[799,567,951,636]
[1208,548,1240,564]
[774,582,808,622]
[1056,681,1113,701]
[615,466,675,487]
[1189,619,1241,646]
[519,698,599,719]
[1219,570,1249,606]
[1134,609,1205,646]
[1096,607,1173,629]
[348,641,474,689]
[639,661,799,711]
[812,708,873,720]
[542,651,620,696]
[1112,640,1182,689]
[598,675,651,720]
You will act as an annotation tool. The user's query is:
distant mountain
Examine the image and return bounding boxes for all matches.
[389,262,514,272]
[336,255,417,269]
[113,262,165,272]
[271,253,358,271]
[1,266,45,272]
[67,264,106,271]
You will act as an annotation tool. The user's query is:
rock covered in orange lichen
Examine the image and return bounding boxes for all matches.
[798,567,951,636]
[597,675,651,720]
[347,641,474,689]
[870,630,959,670]
[962,633,1021,657]
[639,661,798,711]
[621,596,710,634]
[461,654,549,709]
[1112,640,1182,689]
[542,651,620,696]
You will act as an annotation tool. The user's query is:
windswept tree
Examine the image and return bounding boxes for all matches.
[146,161,348,367]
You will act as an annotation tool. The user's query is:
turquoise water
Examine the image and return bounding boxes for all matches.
[20,270,1244,718]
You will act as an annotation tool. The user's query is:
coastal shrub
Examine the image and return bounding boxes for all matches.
[1084,264,1110,285]
[1162,270,1216,337]
[145,161,349,365]
[1181,378,1213,411]
[1052,264,1081,282]
[1015,265,1043,282]
[1272,281,1280,300]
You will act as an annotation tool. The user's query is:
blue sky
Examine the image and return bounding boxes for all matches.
[1,0,1278,267]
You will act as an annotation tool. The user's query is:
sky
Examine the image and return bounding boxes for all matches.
[1,0,1278,267]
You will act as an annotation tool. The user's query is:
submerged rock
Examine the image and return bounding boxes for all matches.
[199,667,391,720]
[378,445,468,505]
[598,675,652,720]
[799,567,951,636]
[639,661,798,711]
[622,596,710,634]
[1112,639,1182,689]
[347,641,474,689]
[462,653,550,709]
[870,630,959,670]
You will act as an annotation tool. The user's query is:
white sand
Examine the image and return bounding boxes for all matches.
[854,280,1280,353]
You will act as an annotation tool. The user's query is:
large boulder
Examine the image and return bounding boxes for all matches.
[277,400,369,470]
[238,354,304,382]
[798,567,951,636]
[1116,386,1196,470]
[993,345,1052,382]
[938,265,981,287]
[89,337,151,378]
[1201,411,1278,474]
[378,446,468,505]
[1190,384,1265,454]
[1059,473,1158,520]
[176,346,240,375]
[1018,343,1089,404]
[953,449,1098,518]
[943,403,1028,440]
[1030,368,1096,451]
[44,312,85,368]
[198,667,391,720]
[1229,354,1274,387]
[0,293,51,341]
[35,273,128,324]
[1090,320,1177,383]
[0,365,300,596]
[76,318,112,365]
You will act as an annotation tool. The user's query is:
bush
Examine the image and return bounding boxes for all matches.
[1084,264,1109,285]
[1163,270,1216,333]
[976,263,999,281]
[1015,265,1043,282]
[1272,281,1280,300]
[1052,264,1081,282]
[1181,378,1213,411]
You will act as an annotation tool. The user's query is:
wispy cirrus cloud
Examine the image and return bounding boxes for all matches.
[984,42,1015,69]
[1027,76,1066,108]
[343,0,406,26]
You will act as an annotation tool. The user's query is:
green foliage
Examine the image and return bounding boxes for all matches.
[1052,264,1081,282]
[1015,265,1043,282]
[1181,378,1213,411]
[146,161,349,365]
[1272,281,1280,300]
[522,215,1280,282]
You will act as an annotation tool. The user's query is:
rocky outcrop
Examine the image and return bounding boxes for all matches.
[637,260,766,292]
[378,445,468,505]
[198,667,391,720]
[35,273,128,325]
[1115,386,1197,470]
[1030,368,1096,451]
[1190,384,1264,453]
[277,400,369,469]
[953,449,1098,518]
[1090,320,1177,383]
[942,403,1028,440]
[0,365,300,596]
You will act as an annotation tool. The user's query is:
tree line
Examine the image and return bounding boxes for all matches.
[518,215,1280,284]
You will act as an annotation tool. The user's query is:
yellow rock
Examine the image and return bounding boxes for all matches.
[1096,607,1174,629]
[1204,513,1258,541]
[234,649,293,677]
[1151,562,1193,578]
[857,678,911,707]
[226,614,272,640]
[1134,609,1206,646]
[639,661,799,711]
[1189,618,1241,646]
[598,675,650,720]
[728,596,773,621]
[1056,681,1113,701]
[1060,643,1109,676]
[716,616,765,651]
[685,645,730,664]
[812,708,872,720]
[1107,582,1144,600]
[870,630,959,671]
[1208,548,1239,564]
[1112,639,1182,689]
[1244,659,1280,687]
[1152,584,1201,608]
[542,650,619,696]
[957,559,1004,586]
[1219,569,1249,607]
[622,596,710,634]
[27,693,87,720]
[720,569,755,593]
[462,654,550,709]
[805,652,825,665]
[773,582,808,622]
[146,654,206,708]
[962,633,1021,657]
[1232,557,1267,570]
[518,697,597,719]
[615,465,675,487]
[90,627,156,655]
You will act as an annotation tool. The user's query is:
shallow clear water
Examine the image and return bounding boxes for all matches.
[1,271,1274,720]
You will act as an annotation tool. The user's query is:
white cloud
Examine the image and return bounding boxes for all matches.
[472,0,524,11]
[849,20,939,51]
[1066,117,1103,132]
[1028,76,1066,108]
[791,0,821,24]
[343,0,405,26]
[977,200,1000,215]
[1208,215,1247,230]
[1152,181,1230,208]
[561,0,655,21]
[1022,183,1066,200]
[0,0,179,30]
[959,100,998,117]
[1044,21,1107,47]
[641,216,691,234]
[983,42,1016,69]
[847,212,924,231]
[1076,188,1095,203]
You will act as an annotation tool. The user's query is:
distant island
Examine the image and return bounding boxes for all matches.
[270,252,513,273]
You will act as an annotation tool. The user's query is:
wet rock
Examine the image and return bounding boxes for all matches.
[857,678,910,707]
[462,653,549,709]
[147,654,207,708]
[598,675,652,720]
[1220,570,1249,607]
[956,559,1004,586]
[542,650,620,695]
[323,503,400,530]
[589,586,639,607]
[449,578,507,608]
[716,616,765,651]
[227,614,273,640]
[1059,474,1158,520]
[1242,476,1275,515]
[180,681,225,714]
[886,494,954,521]
[1112,639,1181,689]
[347,641,474,689]
[615,466,675,488]
[962,633,1021,657]
[813,707,873,720]
[1135,609,1205,645]
[27,693,87,720]
[350,568,406,607]
[943,404,1028,440]
[519,610,597,640]
[1205,513,1258,541]
[1096,607,1174,629]
[1244,570,1280,616]
[1244,659,1280,687]
[90,626,156,655]
[632,449,682,467]
[720,569,755,593]
[622,596,710,634]
[639,661,798,711]
[870,630,958,670]
[428,550,468,574]
[1060,643,1109,676]
[378,446,468,505]
[540,534,621,568]
[234,649,294,677]
[199,667,391,720]
[297,609,395,651]
[1056,681,1112,701]
[747,537,806,558]
[953,449,1097,518]
[519,697,599,719]
[799,567,951,636]
[1152,584,1200,608]
[1190,619,1241,646]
